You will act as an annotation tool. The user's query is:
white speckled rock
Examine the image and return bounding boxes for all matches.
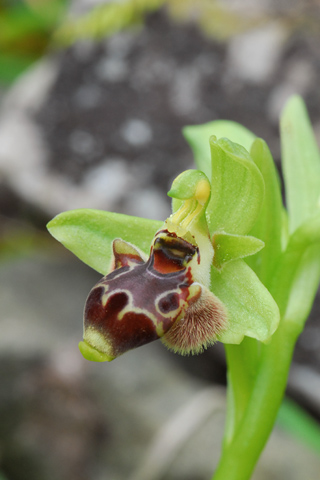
[226,22,287,84]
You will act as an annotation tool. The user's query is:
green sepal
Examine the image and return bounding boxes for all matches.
[246,138,284,287]
[47,208,162,275]
[212,232,264,270]
[207,136,265,236]
[211,259,280,344]
[280,95,320,234]
[183,120,256,178]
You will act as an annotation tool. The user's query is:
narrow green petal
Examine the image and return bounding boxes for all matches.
[211,259,280,344]
[212,232,264,270]
[246,139,284,287]
[280,95,320,234]
[207,137,265,235]
[47,208,162,275]
[183,120,256,177]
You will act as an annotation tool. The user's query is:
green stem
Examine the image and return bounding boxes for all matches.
[224,338,260,446]
[213,320,300,480]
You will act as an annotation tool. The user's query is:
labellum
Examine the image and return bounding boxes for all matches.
[79,171,228,361]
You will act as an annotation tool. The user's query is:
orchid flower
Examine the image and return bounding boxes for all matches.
[47,133,280,362]
[47,96,320,480]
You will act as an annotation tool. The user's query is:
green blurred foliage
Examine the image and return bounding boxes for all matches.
[54,0,166,46]
[0,216,55,263]
[0,0,68,85]
[0,0,319,84]
[53,0,320,50]
[53,0,254,46]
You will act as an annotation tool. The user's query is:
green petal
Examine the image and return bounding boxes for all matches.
[183,120,256,177]
[211,259,280,344]
[280,95,320,234]
[246,139,284,287]
[207,137,265,235]
[212,232,264,270]
[47,208,162,275]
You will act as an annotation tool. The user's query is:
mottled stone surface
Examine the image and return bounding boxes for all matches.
[1,7,320,220]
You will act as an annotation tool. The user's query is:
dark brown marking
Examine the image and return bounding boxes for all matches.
[111,311,159,355]
[84,286,105,327]
[158,292,180,314]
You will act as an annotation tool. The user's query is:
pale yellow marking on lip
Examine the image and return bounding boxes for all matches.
[113,289,159,327]
[82,327,115,360]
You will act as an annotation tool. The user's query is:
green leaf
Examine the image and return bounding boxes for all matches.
[212,232,264,270]
[207,137,265,236]
[269,213,320,318]
[246,139,284,287]
[280,95,320,234]
[47,209,162,275]
[289,213,320,249]
[211,259,280,344]
[283,245,320,329]
[278,398,320,454]
[183,120,257,178]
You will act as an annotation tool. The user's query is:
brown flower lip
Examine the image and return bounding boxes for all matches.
[81,231,203,360]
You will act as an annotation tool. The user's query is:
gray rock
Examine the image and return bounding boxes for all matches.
[226,21,287,85]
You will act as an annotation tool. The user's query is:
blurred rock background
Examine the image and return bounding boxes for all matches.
[0,1,320,479]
